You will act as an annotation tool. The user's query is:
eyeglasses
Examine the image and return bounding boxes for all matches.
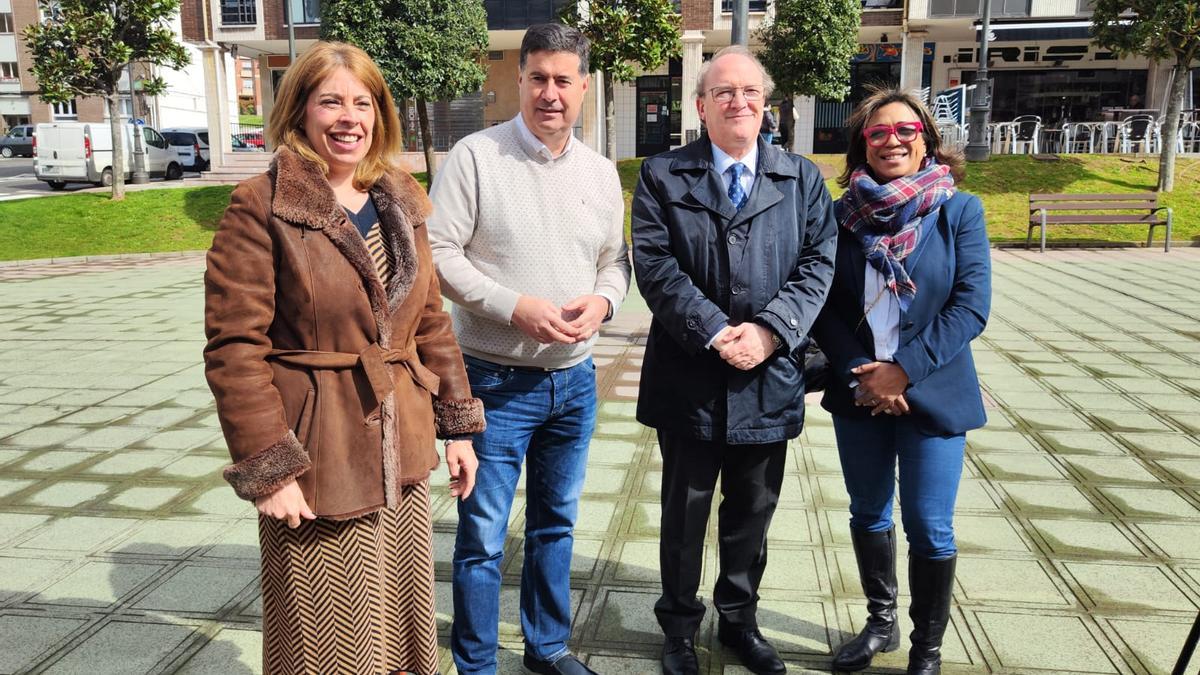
[862,121,925,147]
[707,85,764,104]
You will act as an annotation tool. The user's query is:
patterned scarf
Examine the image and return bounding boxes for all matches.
[836,158,956,311]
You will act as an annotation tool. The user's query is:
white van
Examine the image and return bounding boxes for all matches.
[34,122,183,189]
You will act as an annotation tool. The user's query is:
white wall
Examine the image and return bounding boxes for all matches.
[614,80,636,160]
[153,16,210,128]
[1031,0,1081,17]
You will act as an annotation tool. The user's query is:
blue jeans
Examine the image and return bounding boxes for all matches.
[831,414,965,559]
[451,355,597,674]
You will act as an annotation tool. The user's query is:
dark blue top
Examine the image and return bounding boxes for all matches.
[344,196,380,238]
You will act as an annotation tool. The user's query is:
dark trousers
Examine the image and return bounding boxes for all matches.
[654,429,787,637]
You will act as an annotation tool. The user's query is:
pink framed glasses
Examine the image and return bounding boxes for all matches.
[862,121,925,147]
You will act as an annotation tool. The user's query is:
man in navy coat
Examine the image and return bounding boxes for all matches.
[631,46,837,675]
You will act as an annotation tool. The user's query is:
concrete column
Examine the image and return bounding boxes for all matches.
[201,46,232,169]
[680,30,706,144]
[900,31,928,95]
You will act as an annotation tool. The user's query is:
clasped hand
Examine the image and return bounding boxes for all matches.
[512,294,608,344]
[713,323,776,371]
[852,361,911,416]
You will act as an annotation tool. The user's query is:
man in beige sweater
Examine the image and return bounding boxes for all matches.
[427,23,629,675]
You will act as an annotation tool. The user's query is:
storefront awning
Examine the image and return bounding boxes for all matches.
[974,20,1094,42]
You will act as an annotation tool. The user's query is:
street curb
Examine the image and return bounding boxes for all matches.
[0,250,206,268]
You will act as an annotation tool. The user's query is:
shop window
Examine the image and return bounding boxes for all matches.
[220,0,256,25]
[721,0,768,11]
[52,100,77,119]
[0,62,19,81]
[0,12,15,33]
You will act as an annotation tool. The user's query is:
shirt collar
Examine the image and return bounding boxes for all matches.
[513,113,574,161]
[710,142,757,179]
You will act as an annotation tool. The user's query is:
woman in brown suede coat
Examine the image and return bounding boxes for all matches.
[203,41,484,675]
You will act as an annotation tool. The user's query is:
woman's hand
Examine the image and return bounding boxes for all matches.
[852,361,910,416]
[255,480,317,528]
[446,440,478,501]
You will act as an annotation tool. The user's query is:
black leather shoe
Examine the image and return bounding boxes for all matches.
[907,555,957,675]
[717,626,786,674]
[523,652,597,675]
[661,636,699,675]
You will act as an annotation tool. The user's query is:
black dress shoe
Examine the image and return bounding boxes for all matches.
[662,636,699,675]
[717,626,787,674]
[523,652,597,675]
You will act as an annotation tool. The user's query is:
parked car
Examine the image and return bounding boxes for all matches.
[0,125,35,158]
[160,127,262,172]
[235,131,265,149]
[34,122,183,189]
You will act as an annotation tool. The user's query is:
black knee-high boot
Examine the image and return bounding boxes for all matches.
[907,554,957,675]
[832,527,900,672]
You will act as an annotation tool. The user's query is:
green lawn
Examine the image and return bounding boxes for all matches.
[238,114,264,126]
[0,157,1194,261]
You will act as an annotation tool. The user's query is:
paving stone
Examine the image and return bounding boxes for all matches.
[1031,519,1144,558]
[1156,459,1200,485]
[111,518,229,554]
[770,508,813,544]
[63,426,155,450]
[18,515,140,551]
[159,454,228,478]
[26,480,111,507]
[594,589,668,645]
[1065,561,1197,611]
[583,467,628,494]
[107,486,184,510]
[1063,456,1163,485]
[1116,432,1200,458]
[134,564,259,613]
[974,611,1118,672]
[999,482,1100,516]
[956,557,1072,606]
[955,515,1030,554]
[1014,410,1095,431]
[613,540,662,583]
[0,555,74,603]
[201,519,261,559]
[1038,430,1128,456]
[626,500,660,536]
[755,599,832,654]
[1106,618,1197,675]
[175,628,262,674]
[3,425,87,448]
[965,429,1042,453]
[190,487,256,517]
[1092,411,1176,433]
[588,438,638,464]
[34,560,164,607]
[974,453,1065,481]
[1098,486,1200,518]
[0,477,36,497]
[0,615,87,673]
[86,449,178,475]
[576,499,617,533]
[46,620,197,674]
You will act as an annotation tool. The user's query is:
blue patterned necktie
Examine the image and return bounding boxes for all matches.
[726,163,748,210]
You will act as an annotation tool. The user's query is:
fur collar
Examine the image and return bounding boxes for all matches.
[268,146,429,314]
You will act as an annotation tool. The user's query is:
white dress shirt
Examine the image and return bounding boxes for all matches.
[513,113,575,161]
[711,142,757,200]
[864,267,901,361]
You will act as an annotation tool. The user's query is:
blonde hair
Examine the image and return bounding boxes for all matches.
[267,41,402,191]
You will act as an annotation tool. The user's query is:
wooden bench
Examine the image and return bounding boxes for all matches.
[1027,193,1172,252]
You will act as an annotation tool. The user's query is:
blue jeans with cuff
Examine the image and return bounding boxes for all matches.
[450,355,597,674]
[831,414,965,560]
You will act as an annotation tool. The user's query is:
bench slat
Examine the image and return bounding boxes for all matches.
[1030,192,1158,201]
[1031,201,1159,211]
[1029,214,1168,224]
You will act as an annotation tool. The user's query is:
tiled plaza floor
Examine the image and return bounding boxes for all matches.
[0,248,1197,674]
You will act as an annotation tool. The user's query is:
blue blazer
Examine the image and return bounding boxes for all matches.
[810,190,991,436]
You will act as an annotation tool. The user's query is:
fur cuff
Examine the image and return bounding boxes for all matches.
[434,398,486,438]
[223,430,313,501]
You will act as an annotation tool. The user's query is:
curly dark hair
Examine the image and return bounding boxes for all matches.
[837,86,966,188]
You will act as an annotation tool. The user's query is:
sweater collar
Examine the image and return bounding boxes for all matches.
[512,113,575,162]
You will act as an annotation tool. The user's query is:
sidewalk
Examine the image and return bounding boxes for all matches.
[0,248,1198,674]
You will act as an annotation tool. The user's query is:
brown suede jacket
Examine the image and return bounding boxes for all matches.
[203,147,485,519]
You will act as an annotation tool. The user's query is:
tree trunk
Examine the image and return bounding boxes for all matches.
[604,72,616,161]
[108,94,126,201]
[398,97,410,151]
[1157,57,1190,193]
[417,98,435,182]
[781,96,797,152]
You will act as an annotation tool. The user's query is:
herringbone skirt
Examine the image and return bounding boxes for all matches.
[258,480,439,675]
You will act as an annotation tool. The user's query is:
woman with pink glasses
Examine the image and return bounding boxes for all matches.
[811,87,991,675]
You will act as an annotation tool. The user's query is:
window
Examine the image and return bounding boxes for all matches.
[862,0,902,8]
[52,100,77,119]
[0,12,15,33]
[143,127,169,150]
[242,79,254,92]
[721,0,768,11]
[287,0,320,25]
[221,0,256,25]
[0,62,19,81]
[929,0,1027,17]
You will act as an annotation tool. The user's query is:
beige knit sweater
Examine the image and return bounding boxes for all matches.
[427,117,630,369]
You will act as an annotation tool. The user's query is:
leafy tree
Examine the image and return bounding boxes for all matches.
[1092,0,1199,192]
[563,0,681,160]
[24,0,190,200]
[322,0,488,181]
[756,0,861,150]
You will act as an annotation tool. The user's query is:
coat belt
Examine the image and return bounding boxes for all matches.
[267,343,441,404]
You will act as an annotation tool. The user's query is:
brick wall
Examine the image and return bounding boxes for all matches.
[263,0,319,41]
[179,0,210,43]
[861,10,902,26]
[680,0,712,31]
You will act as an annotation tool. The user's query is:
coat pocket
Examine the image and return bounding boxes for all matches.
[293,388,316,446]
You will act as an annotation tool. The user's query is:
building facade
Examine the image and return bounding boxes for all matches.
[0,0,212,134]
